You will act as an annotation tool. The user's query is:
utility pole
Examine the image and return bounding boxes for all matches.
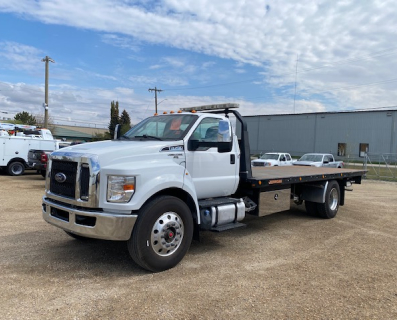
[41,56,55,128]
[148,87,163,114]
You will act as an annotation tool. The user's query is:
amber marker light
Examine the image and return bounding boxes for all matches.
[123,184,135,191]
[163,111,167,114]
[170,111,175,114]
[191,110,197,113]
[177,110,182,113]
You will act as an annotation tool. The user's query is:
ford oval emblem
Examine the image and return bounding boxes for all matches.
[55,172,67,183]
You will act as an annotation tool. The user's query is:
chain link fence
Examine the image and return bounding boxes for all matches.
[343,153,397,181]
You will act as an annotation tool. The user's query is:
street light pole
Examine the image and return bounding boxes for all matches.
[41,56,55,128]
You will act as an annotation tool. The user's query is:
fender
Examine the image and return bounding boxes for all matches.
[182,167,201,224]
[99,159,189,212]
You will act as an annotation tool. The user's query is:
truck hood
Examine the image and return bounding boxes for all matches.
[51,139,184,168]
[293,160,318,166]
[252,159,277,164]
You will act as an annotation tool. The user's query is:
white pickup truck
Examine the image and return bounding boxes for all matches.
[42,103,364,272]
[251,152,293,167]
[293,153,344,168]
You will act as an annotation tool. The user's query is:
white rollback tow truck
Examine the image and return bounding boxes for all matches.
[42,104,365,272]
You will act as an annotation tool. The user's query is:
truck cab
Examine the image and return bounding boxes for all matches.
[43,103,247,271]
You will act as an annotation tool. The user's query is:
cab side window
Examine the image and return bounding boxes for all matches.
[191,118,221,141]
[189,118,231,152]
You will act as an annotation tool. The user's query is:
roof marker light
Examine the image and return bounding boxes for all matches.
[180,103,239,112]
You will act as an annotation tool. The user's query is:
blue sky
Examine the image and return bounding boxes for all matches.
[1,0,397,128]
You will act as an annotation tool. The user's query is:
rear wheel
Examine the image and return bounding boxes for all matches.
[128,195,193,272]
[317,180,340,219]
[7,162,25,176]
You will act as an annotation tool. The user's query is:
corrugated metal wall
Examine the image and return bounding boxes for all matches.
[245,110,397,157]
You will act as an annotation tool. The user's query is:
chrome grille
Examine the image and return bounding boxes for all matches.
[50,160,77,198]
[252,162,265,167]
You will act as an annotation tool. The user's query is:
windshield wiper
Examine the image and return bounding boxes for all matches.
[134,134,163,141]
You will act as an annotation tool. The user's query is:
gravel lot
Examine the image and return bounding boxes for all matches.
[1,171,397,320]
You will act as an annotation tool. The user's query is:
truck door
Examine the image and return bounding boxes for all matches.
[184,117,239,199]
[279,153,287,166]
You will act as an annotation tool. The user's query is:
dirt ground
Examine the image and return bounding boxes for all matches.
[1,171,396,320]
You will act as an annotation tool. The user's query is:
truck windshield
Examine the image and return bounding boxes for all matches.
[123,114,198,141]
[299,154,323,162]
[260,154,279,160]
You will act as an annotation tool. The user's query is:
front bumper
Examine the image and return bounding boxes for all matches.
[42,197,137,241]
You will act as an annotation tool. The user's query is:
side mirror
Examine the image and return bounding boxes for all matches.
[114,124,121,139]
[218,120,231,142]
[188,139,199,151]
[218,141,232,153]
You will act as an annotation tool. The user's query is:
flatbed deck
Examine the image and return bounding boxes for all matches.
[246,166,366,188]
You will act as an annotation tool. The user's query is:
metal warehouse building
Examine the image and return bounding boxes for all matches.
[244,109,397,159]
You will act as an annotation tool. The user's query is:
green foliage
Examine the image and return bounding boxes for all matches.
[108,101,120,138]
[120,109,131,135]
[108,102,132,137]
[14,111,36,125]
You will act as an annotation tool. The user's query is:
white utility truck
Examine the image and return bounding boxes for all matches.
[0,124,58,175]
[42,104,365,272]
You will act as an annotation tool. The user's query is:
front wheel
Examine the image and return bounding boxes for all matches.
[128,196,193,272]
[7,162,25,176]
[317,180,340,219]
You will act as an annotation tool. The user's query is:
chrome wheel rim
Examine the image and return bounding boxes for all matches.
[329,188,338,211]
[151,211,184,257]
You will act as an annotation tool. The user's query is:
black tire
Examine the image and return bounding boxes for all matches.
[317,180,340,219]
[64,231,90,240]
[7,162,25,176]
[305,201,318,215]
[128,195,193,272]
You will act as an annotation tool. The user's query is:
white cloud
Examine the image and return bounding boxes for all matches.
[101,34,140,51]
[1,0,397,123]
[0,42,43,72]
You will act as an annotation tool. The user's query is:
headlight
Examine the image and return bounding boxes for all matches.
[107,175,136,203]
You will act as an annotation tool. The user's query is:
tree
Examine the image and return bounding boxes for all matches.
[120,109,131,135]
[108,101,132,137]
[108,101,120,138]
[14,112,36,125]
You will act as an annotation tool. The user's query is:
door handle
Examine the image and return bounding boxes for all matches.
[230,154,235,164]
